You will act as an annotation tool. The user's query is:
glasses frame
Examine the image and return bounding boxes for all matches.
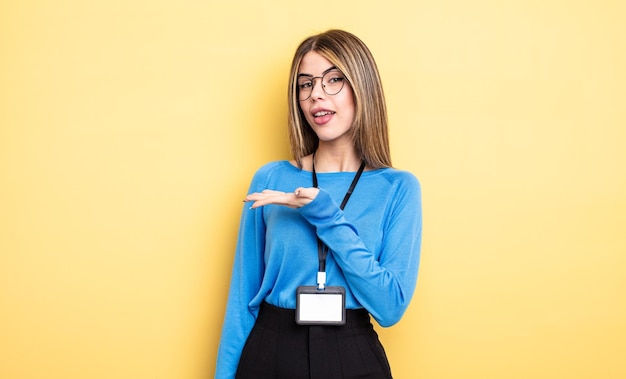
[297,69,347,101]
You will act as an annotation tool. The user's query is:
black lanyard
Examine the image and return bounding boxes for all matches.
[312,156,366,276]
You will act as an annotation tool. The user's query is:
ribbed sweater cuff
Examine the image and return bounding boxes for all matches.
[298,189,341,225]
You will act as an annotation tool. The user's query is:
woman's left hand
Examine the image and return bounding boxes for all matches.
[245,187,319,209]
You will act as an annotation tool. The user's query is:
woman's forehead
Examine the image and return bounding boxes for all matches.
[298,51,335,75]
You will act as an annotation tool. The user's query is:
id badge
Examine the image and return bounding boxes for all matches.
[296,286,346,325]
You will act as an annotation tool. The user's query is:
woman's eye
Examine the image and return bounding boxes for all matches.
[326,72,344,83]
[328,76,344,84]
[298,82,312,89]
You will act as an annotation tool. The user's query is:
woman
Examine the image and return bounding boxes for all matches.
[216,29,422,379]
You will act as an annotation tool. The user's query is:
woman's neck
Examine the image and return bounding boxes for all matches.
[313,147,362,173]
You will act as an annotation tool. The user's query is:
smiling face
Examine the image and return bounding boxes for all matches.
[297,51,356,146]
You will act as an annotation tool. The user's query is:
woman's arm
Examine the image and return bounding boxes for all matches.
[215,176,267,379]
[299,172,422,326]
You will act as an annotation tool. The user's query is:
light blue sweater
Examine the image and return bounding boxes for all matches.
[215,161,422,378]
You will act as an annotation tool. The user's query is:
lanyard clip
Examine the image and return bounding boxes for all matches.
[317,271,326,290]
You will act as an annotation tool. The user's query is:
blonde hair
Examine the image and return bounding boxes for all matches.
[287,29,392,169]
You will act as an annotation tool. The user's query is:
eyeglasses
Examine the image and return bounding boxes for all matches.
[297,69,347,101]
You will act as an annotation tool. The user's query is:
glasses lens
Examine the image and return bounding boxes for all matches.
[297,77,313,101]
[322,70,345,96]
[296,70,346,101]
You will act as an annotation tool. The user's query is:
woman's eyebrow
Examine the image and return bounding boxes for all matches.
[297,66,338,77]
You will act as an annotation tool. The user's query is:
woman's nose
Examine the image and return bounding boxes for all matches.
[310,78,326,99]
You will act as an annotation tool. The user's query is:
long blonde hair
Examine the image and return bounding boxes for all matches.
[287,29,392,169]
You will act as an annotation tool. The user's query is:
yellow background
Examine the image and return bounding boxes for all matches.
[1,0,624,378]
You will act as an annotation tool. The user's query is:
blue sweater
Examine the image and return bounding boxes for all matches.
[215,161,422,378]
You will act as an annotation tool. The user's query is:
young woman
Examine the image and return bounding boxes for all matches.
[215,29,422,379]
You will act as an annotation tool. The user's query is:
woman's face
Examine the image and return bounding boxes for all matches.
[297,51,356,146]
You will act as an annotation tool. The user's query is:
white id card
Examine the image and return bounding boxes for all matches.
[296,286,346,325]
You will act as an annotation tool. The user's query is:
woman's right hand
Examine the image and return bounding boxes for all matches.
[245,187,319,209]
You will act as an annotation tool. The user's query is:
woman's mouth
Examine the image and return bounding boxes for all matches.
[314,110,335,117]
[312,110,335,125]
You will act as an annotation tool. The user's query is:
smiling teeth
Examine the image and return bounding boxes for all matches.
[314,111,335,117]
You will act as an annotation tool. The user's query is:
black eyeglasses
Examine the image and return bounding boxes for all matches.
[297,69,347,101]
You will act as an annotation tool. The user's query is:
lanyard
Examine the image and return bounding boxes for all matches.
[312,155,366,289]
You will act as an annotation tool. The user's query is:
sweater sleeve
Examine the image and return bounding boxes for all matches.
[215,174,267,379]
[298,172,422,327]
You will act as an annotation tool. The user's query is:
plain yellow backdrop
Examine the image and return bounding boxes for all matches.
[1,0,624,378]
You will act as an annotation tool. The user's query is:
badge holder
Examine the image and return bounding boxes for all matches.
[295,156,365,326]
[296,273,346,325]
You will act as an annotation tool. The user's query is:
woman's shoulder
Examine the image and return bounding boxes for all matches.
[373,168,421,203]
[248,160,303,187]
[253,160,299,177]
[375,167,421,188]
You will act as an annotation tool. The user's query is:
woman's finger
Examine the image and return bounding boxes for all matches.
[245,187,319,209]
